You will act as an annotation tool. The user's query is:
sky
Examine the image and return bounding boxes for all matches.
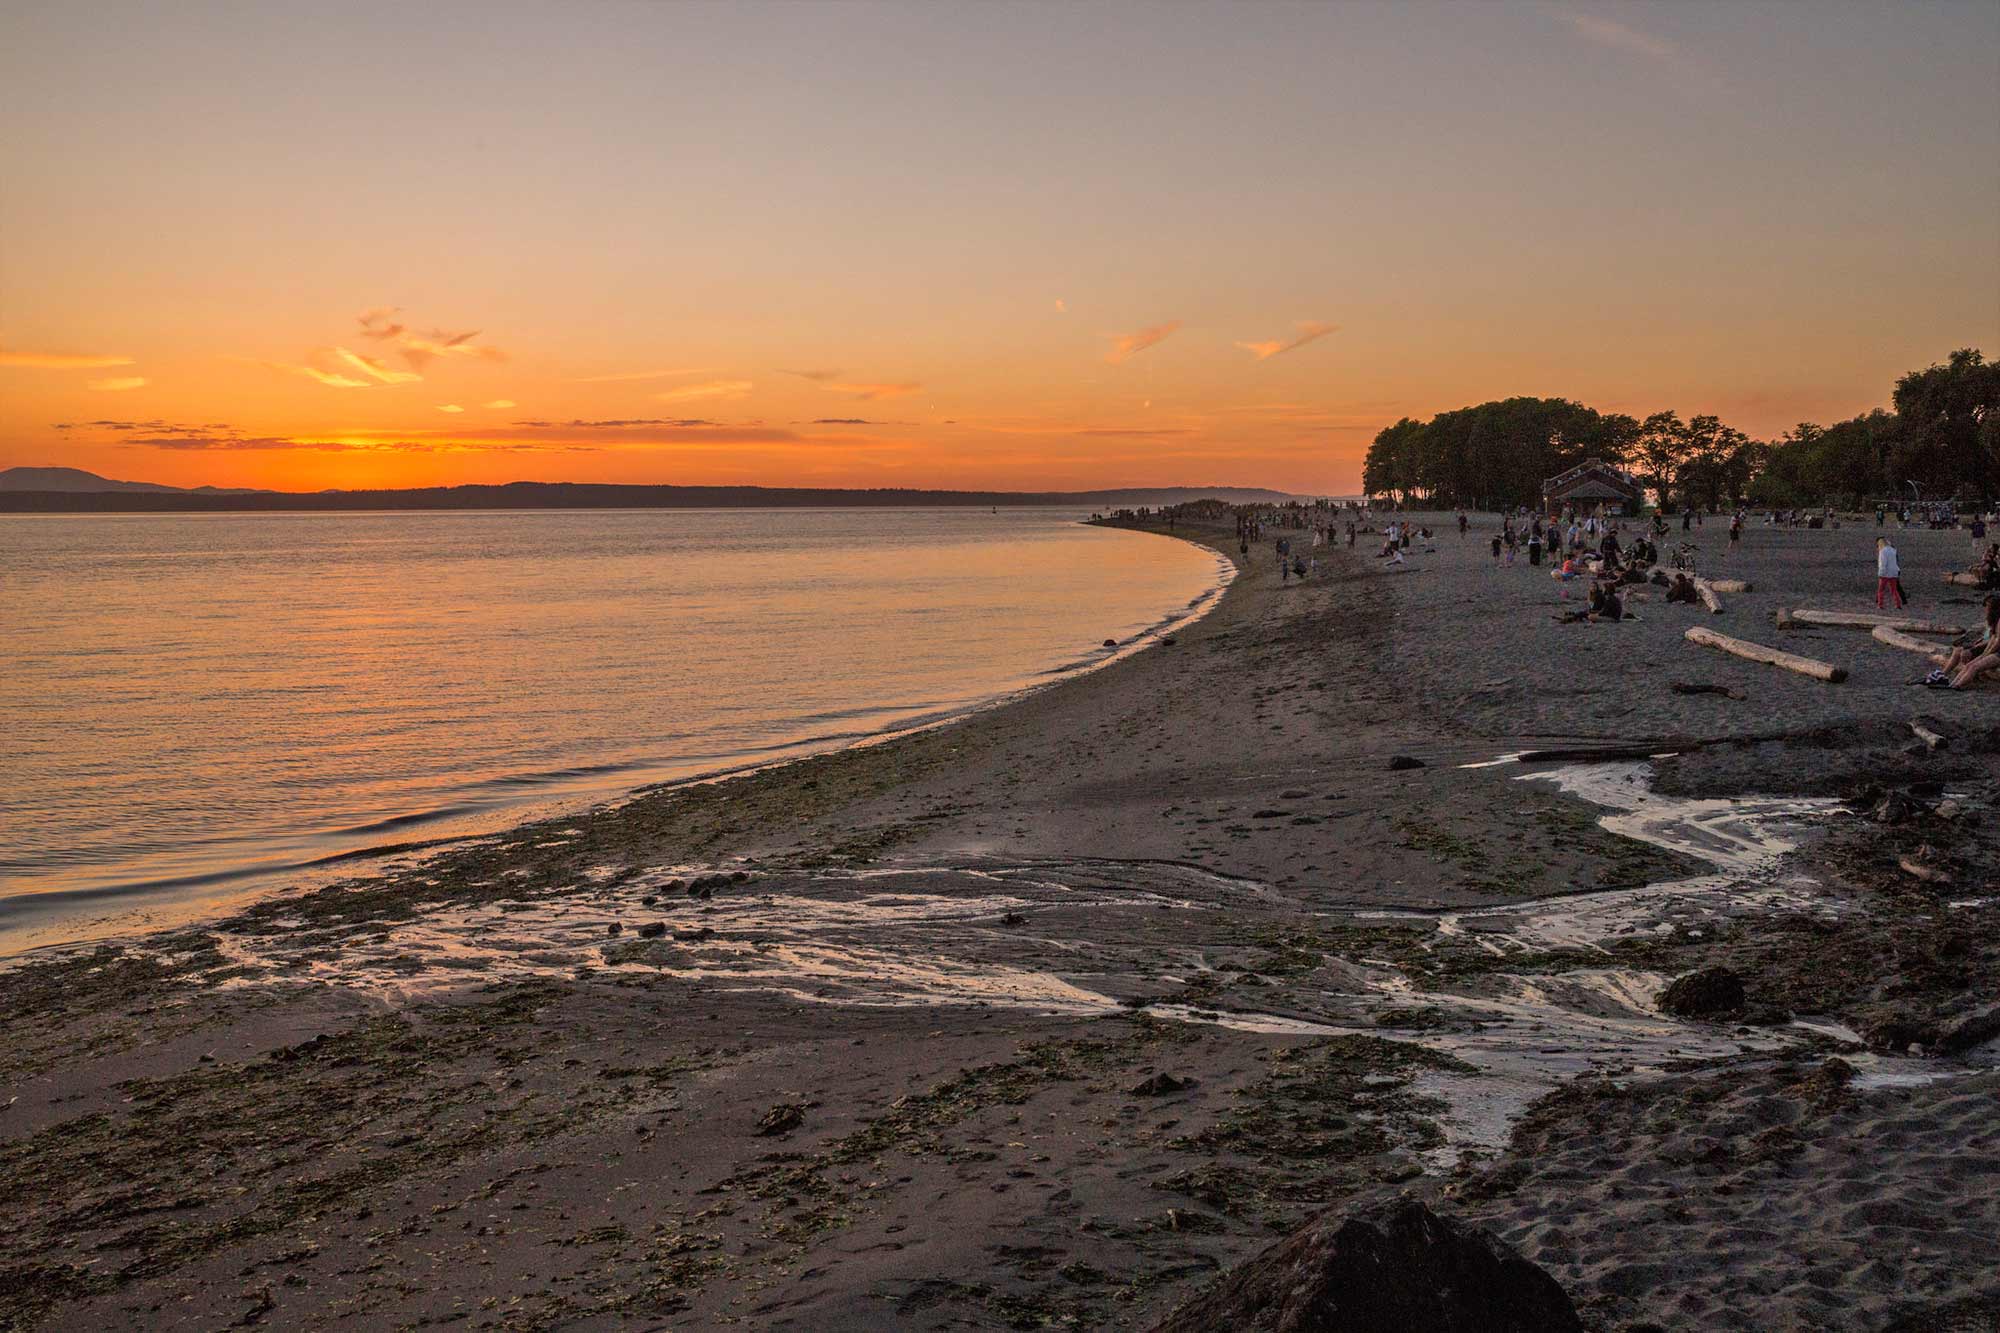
[2,0,1996,495]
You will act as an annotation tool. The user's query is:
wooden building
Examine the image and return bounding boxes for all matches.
[1543,459,1643,515]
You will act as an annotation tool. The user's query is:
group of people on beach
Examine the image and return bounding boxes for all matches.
[1189,496,2000,688]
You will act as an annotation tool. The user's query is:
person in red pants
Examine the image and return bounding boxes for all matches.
[1877,536,1907,608]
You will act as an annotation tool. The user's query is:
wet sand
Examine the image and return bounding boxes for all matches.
[3,514,1997,1331]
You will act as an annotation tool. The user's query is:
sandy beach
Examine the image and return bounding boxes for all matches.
[4,514,1997,1331]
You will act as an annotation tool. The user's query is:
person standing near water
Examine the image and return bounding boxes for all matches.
[1878,536,1907,608]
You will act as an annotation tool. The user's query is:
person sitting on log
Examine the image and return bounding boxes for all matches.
[1665,573,1701,604]
[1935,595,2000,688]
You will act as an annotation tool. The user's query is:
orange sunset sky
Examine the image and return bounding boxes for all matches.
[3,1,1996,495]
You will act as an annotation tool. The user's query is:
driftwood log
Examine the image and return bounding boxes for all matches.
[1778,608,1965,634]
[1944,572,1984,587]
[1872,624,1950,659]
[1693,579,1725,613]
[1705,578,1752,594]
[1687,626,1846,682]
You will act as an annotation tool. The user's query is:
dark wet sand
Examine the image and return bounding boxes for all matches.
[3,515,1997,1331]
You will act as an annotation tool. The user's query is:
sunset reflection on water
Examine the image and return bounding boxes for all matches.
[0,508,1224,933]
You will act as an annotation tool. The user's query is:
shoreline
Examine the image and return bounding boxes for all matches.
[0,520,1233,961]
[3,514,1997,1330]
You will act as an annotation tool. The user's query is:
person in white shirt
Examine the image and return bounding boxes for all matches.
[1877,537,1906,609]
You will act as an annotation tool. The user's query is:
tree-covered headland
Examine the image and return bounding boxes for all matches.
[1360,348,1997,511]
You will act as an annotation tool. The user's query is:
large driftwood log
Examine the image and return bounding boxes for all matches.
[1779,608,1965,634]
[1944,572,1983,587]
[1693,579,1725,613]
[1705,578,1752,594]
[1872,624,1950,659]
[1687,626,1846,682]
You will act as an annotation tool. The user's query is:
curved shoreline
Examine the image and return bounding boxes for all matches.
[6,515,1996,1331]
[0,522,1237,959]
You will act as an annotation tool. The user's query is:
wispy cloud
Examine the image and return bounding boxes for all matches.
[236,357,372,389]
[820,381,920,401]
[0,346,135,370]
[812,418,879,425]
[1236,320,1339,360]
[438,404,464,413]
[1105,320,1181,364]
[357,307,505,370]
[333,346,422,384]
[656,379,754,404]
[513,418,725,429]
[570,367,721,384]
[356,307,407,342]
[87,376,149,392]
[1077,427,1198,437]
[1560,10,1678,62]
[780,368,843,382]
[483,399,516,409]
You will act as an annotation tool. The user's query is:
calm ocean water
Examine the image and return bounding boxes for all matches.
[0,508,1226,945]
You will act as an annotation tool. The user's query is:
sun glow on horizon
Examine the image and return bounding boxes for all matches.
[2,1,1994,494]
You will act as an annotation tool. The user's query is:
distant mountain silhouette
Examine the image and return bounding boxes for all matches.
[0,466,267,495]
[0,469,1304,512]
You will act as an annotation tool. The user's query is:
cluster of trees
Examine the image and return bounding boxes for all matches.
[1361,349,1997,511]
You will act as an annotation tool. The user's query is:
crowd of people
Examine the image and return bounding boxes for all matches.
[1173,498,2000,684]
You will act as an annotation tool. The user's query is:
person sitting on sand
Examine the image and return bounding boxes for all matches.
[1554,584,1625,624]
[1975,543,2000,589]
[1665,573,1700,604]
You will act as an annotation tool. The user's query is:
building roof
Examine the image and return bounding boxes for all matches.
[1543,459,1641,499]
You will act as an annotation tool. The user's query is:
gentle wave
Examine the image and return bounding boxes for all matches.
[0,508,1228,947]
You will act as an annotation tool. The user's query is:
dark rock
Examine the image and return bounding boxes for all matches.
[1657,966,1745,1018]
[1859,1009,1937,1053]
[1130,1072,1198,1096]
[1000,911,1026,926]
[666,879,687,891]
[636,922,667,939]
[730,870,750,883]
[675,927,716,942]
[1387,755,1426,771]
[754,1103,805,1137]
[1162,636,1178,646]
[641,895,659,906]
[606,922,623,936]
[1871,792,1925,825]
[1103,638,1118,648]
[1938,1004,2000,1055]
[1149,1197,1582,1333]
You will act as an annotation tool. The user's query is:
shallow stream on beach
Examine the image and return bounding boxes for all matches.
[145,756,1999,1161]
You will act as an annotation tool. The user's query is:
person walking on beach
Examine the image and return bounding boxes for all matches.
[1877,536,1906,609]
[1728,512,1742,555]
